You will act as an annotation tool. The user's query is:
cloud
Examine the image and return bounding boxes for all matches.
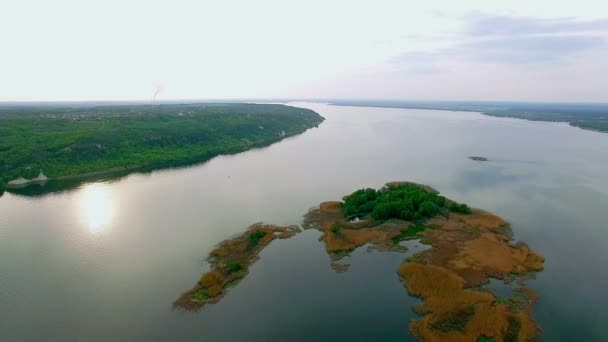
[467,15,608,36]
[460,35,606,64]
[391,15,608,67]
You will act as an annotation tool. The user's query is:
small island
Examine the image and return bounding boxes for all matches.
[469,156,488,161]
[305,182,544,341]
[176,182,544,341]
[174,224,300,310]
[0,103,324,192]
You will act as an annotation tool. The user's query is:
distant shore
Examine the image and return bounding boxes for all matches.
[329,101,608,133]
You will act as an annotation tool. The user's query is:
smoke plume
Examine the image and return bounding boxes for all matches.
[152,84,163,104]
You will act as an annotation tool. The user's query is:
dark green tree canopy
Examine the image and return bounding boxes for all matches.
[342,183,471,222]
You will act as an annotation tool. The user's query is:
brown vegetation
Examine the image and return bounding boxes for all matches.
[303,182,545,341]
[304,200,411,271]
[176,181,544,341]
[174,223,300,311]
[399,262,539,341]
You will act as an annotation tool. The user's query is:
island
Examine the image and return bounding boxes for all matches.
[174,224,300,310]
[469,156,488,161]
[175,182,544,341]
[0,103,324,193]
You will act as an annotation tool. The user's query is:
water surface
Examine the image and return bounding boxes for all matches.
[1,103,607,341]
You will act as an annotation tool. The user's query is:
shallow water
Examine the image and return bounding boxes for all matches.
[1,103,607,341]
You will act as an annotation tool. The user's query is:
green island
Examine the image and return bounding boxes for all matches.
[175,182,544,341]
[0,103,324,193]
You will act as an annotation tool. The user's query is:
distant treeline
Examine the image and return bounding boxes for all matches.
[0,103,324,190]
[331,100,608,133]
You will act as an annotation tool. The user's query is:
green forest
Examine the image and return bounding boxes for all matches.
[0,103,324,190]
[342,183,472,222]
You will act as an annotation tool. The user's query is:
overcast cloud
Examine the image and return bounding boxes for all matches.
[1,0,607,102]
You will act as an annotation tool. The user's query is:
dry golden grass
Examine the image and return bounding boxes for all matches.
[177,181,545,341]
[174,224,300,311]
[199,271,224,288]
[400,263,539,341]
[322,226,388,253]
[397,209,544,340]
[306,200,409,258]
[420,211,543,286]
[206,285,223,297]
[305,182,544,340]
[456,233,544,274]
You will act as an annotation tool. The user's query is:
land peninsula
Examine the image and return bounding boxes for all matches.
[176,182,544,341]
[0,103,324,192]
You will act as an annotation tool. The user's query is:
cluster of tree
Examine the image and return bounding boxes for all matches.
[0,103,324,190]
[247,230,267,250]
[449,202,473,214]
[572,120,608,132]
[342,183,471,221]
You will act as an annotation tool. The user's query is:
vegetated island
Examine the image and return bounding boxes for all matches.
[469,156,488,161]
[174,224,300,310]
[330,100,608,133]
[0,103,324,193]
[175,182,544,341]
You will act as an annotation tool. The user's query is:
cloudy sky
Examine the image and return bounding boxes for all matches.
[1,0,607,102]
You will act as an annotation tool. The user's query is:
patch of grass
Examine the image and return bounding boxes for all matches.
[191,288,210,301]
[392,224,427,243]
[226,262,243,274]
[505,317,521,342]
[495,291,529,312]
[432,305,476,332]
[477,336,494,342]
[405,253,424,263]
[248,230,267,249]
[225,277,242,288]
[450,202,472,214]
[418,237,432,245]
[495,296,510,305]
[331,223,341,234]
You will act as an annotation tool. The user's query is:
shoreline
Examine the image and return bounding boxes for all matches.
[1,124,321,195]
[329,102,608,134]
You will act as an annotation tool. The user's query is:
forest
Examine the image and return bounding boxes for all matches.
[342,183,472,222]
[0,103,324,190]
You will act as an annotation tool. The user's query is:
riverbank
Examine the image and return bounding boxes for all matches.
[0,103,324,193]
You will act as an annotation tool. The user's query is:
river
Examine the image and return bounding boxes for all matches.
[1,102,607,341]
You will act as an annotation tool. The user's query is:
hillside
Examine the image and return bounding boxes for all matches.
[0,103,324,191]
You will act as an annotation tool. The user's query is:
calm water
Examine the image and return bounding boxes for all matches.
[1,103,608,341]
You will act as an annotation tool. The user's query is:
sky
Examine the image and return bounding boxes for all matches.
[1,0,607,102]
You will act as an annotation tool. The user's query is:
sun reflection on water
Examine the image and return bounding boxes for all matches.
[77,183,114,234]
